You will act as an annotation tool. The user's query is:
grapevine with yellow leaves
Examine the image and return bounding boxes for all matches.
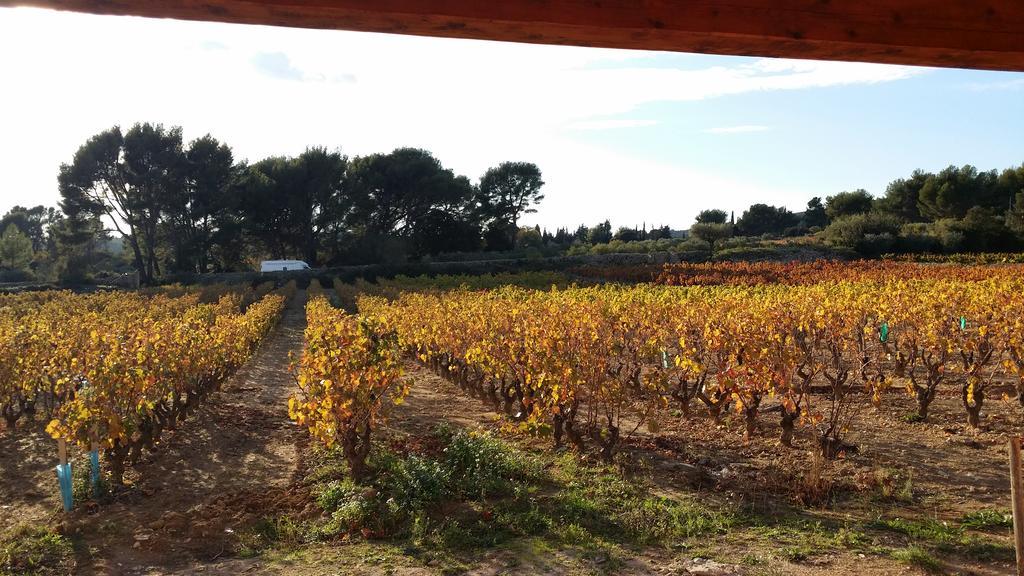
[288,296,408,480]
[357,268,1024,459]
[1,284,290,484]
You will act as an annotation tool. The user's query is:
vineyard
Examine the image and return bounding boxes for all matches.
[286,266,1024,573]
[572,259,1024,286]
[1,282,292,486]
[4,265,1024,575]
[349,269,1024,459]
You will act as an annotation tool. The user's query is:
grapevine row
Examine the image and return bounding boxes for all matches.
[357,275,1024,459]
[574,259,1024,286]
[2,282,293,484]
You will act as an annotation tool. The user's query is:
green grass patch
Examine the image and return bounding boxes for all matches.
[956,539,1015,562]
[959,509,1013,531]
[779,544,815,562]
[238,516,310,557]
[439,424,546,498]
[869,517,960,545]
[749,517,870,562]
[900,412,925,424]
[890,546,943,573]
[869,514,1014,565]
[0,526,74,576]
[281,426,1018,574]
[286,425,748,563]
[616,496,736,543]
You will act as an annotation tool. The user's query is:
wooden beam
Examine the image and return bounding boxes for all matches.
[1009,437,1024,576]
[4,1,1024,71]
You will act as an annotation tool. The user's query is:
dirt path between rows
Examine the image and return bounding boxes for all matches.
[68,290,308,575]
[388,362,503,437]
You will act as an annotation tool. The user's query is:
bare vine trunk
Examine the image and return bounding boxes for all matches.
[780,407,800,447]
[962,385,984,428]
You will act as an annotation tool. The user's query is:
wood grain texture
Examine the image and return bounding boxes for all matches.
[3,0,1024,70]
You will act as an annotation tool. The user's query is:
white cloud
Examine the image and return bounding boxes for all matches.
[251,52,306,81]
[965,78,1024,91]
[703,125,771,134]
[0,7,927,229]
[567,119,659,131]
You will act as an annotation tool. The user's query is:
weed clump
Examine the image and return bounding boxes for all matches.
[891,546,942,573]
[959,509,1013,531]
[0,526,74,575]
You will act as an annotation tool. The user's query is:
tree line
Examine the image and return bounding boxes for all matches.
[2,123,1022,283]
[688,163,1024,255]
[1,123,545,284]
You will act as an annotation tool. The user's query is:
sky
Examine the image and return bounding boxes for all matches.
[1,7,1022,232]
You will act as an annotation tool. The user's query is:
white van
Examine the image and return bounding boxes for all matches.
[260,260,311,273]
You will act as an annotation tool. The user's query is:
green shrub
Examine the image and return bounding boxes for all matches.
[822,212,901,255]
[442,429,544,499]
[331,496,383,533]
[558,523,596,546]
[316,478,362,512]
[374,452,451,510]
[495,504,551,537]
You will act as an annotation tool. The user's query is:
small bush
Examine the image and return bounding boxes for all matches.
[331,495,384,534]
[900,412,925,424]
[555,489,608,529]
[314,475,397,537]
[495,504,551,537]
[316,478,362,512]
[373,452,451,511]
[309,431,550,540]
[436,520,486,550]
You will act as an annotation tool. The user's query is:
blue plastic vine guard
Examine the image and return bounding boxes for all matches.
[89,450,101,496]
[55,463,73,512]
